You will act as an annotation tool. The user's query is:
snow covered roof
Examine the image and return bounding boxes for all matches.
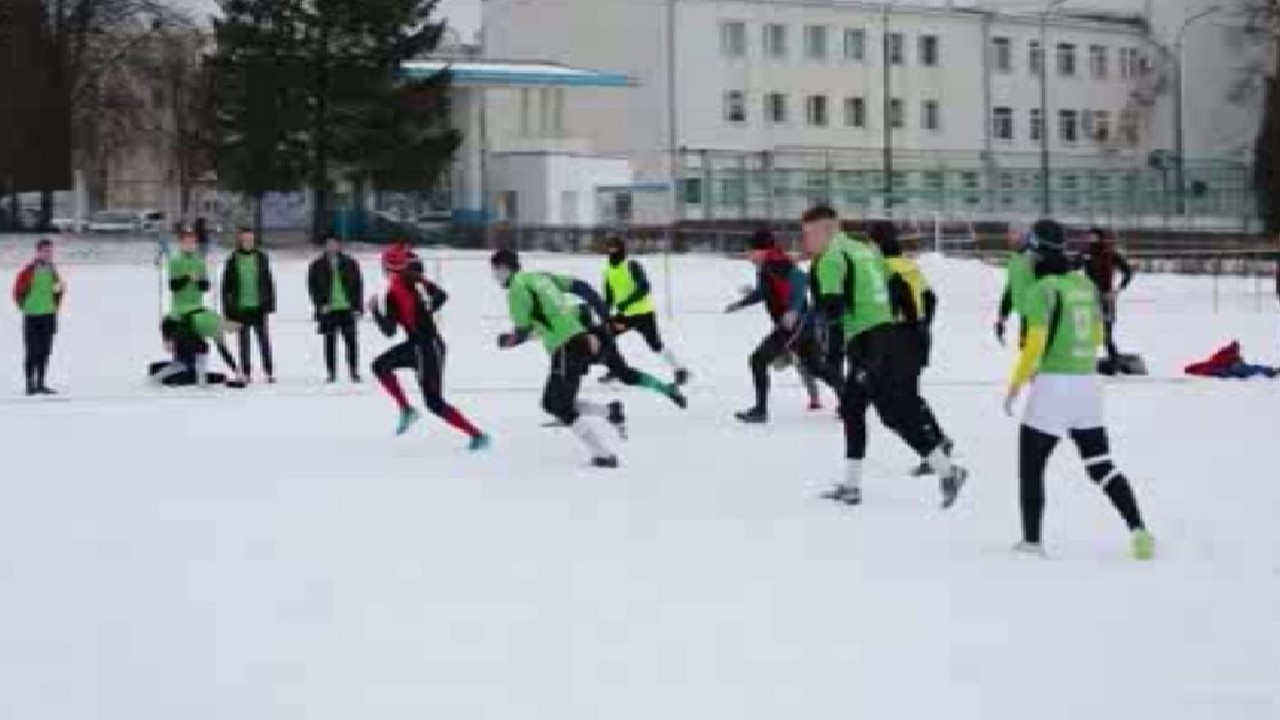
[400,60,632,88]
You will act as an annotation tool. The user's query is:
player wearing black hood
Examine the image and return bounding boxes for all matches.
[601,237,690,386]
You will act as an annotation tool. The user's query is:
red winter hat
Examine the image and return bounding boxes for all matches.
[382,243,417,272]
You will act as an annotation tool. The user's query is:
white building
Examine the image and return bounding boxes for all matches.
[483,0,1261,226]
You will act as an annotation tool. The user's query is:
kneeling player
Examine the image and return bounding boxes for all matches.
[1004,220,1154,560]
[151,309,245,388]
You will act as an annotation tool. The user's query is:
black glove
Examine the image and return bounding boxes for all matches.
[994,319,1007,346]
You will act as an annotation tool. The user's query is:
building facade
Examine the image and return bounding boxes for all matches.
[484,0,1260,227]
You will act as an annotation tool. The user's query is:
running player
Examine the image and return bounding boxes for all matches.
[1003,220,1154,560]
[490,250,686,468]
[866,221,955,476]
[602,237,690,385]
[803,205,967,508]
[725,229,843,423]
[369,245,489,449]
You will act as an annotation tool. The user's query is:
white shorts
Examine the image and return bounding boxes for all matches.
[1022,374,1105,438]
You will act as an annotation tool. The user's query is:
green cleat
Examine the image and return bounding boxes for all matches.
[395,407,421,436]
[1132,529,1156,561]
[468,434,492,452]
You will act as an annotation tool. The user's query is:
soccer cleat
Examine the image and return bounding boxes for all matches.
[669,386,689,409]
[468,434,492,452]
[913,439,955,476]
[35,386,57,396]
[225,379,248,390]
[267,376,277,385]
[821,484,862,506]
[326,374,338,384]
[1131,529,1156,561]
[735,407,769,424]
[674,368,691,386]
[940,466,969,510]
[1012,541,1047,558]
[607,401,628,440]
[591,455,620,469]
[350,372,363,383]
[395,407,421,436]
[807,398,823,411]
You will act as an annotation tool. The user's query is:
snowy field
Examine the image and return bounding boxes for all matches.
[1,238,1278,720]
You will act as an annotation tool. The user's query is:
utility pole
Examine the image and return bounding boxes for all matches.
[1174,6,1221,216]
[882,2,896,216]
[1038,0,1073,217]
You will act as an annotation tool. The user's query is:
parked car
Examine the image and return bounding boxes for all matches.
[51,217,88,233]
[87,211,141,233]
[139,210,166,232]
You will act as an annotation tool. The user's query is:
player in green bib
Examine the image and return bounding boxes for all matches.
[12,239,65,395]
[168,230,210,319]
[491,250,686,468]
[996,230,1037,347]
[802,205,967,508]
[1003,219,1154,561]
[221,229,277,383]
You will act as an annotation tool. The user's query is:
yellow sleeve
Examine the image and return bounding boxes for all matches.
[1009,326,1048,391]
[1092,320,1105,347]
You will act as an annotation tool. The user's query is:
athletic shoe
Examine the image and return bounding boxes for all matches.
[1012,541,1047,558]
[669,387,688,409]
[395,407,421,436]
[1132,529,1156,561]
[469,434,492,452]
[267,376,277,385]
[912,439,955,477]
[326,374,337,384]
[225,379,247,390]
[735,407,769,424]
[35,386,57,396]
[24,386,37,397]
[807,399,823,411]
[674,368,691,386]
[350,372,362,383]
[607,401,628,440]
[591,455,620,469]
[940,465,969,510]
[821,484,862,506]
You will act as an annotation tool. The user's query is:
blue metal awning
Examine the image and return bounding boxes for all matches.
[401,60,632,88]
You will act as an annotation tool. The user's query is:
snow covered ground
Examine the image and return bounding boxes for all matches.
[1,239,1277,720]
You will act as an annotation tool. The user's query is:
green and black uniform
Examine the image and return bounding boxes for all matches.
[307,251,364,381]
[812,232,945,464]
[168,251,210,318]
[222,247,276,380]
[506,270,683,425]
[13,259,63,393]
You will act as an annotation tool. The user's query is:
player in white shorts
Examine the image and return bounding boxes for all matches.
[1003,220,1155,561]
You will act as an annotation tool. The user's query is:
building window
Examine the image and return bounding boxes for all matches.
[844,96,866,128]
[806,94,829,127]
[1030,108,1044,142]
[922,99,941,131]
[1057,43,1077,77]
[1029,40,1043,76]
[764,24,788,59]
[805,25,829,60]
[1120,47,1142,79]
[843,28,865,61]
[919,34,940,67]
[1120,108,1140,145]
[765,92,788,125]
[889,98,905,129]
[993,106,1014,141]
[721,21,747,58]
[1059,109,1079,143]
[992,36,1013,73]
[1092,109,1111,141]
[888,32,905,65]
[1089,44,1108,79]
[724,90,747,124]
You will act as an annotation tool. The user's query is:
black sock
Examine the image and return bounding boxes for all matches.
[1020,425,1059,545]
[1104,478,1145,532]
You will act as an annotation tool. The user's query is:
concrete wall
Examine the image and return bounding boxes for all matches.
[488,152,633,226]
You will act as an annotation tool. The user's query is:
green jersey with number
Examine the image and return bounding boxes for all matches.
[1024,272,1100,375]
[812,232,893,340]
[168,251,208,317]
[1006,252,1036,316]
[507,270,585,353]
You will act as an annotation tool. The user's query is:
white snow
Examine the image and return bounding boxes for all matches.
[1,239,1277,720]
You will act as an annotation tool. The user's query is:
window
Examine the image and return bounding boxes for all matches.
[1089,44,1108,79]
[1092,109,1111,141]
[805,25,829,60]
[888,32,905,65]
[724,90,747,124]
[992,36,1013,73]
[843,28,865,61]
[1059,109,1079,143]
[919,34,940,67]
[765,92,788,124]
[1120,108,1140,145]
[1057,43,1077,77]
[844,96,866,128]
[889,98,905,129]
[1030,108,1044,142]
[764,24,788,59]
[806,94,829,127]
[993,106,1014,141]
[1029,40,1044,76]
[922,100,941,131]
[721,21,747,58]
[1120,48,1142,79]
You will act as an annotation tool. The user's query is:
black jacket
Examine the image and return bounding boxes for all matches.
[221,249,277,321]
[307,253,364,316]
